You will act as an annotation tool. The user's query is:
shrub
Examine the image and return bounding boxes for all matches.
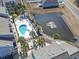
[52,33,62,39]
[5,1,25,16]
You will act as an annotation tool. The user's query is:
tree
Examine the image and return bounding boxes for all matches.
[5,1,25,16]
[20,0,32,11]
[36,25,43,36]
[52,33,62,39]
[36,26,41,32]
[36,36,45,48]
[76,0,79,6]
[18,37,29,57]
[30,31,36,39]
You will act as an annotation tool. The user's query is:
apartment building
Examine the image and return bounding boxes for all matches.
[0,6,18,59]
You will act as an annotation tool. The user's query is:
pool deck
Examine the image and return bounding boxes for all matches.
[15,18,32,39]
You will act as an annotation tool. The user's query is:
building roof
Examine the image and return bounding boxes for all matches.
[0,46,13,57]
[0,6,14,40]
[54,40,79,55]
[0,39,13,57]
[0,6,14,58]
[32,40,79,59]
[0,40,13,46]
[32,43,67,59]
[0,17,11,35]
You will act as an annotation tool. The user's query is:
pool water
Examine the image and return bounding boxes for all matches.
[19,25,27,35]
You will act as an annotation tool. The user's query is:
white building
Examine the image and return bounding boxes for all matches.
[32,42,69,59]
[55,40,79,59]
[32,40,79,59]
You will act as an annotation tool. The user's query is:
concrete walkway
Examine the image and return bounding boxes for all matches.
[41,32,55,44]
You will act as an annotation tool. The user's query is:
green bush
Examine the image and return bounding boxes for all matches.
[5,1,25,16]
[52,33,62,39]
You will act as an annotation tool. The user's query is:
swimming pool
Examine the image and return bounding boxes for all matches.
[19,25,28,35]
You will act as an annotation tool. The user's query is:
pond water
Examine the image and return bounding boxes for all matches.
[34,12,74,41]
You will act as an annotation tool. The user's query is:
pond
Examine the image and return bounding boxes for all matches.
[34,12,74,41]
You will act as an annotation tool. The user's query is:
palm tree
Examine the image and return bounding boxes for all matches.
[76,0,79,6]
[18,37,29,57]
[36,26,41,32]
[20,0,32,12]
[36,36,45,49]
[30,31,36,39]
[15,3,25,15]
[5,2,25,16]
